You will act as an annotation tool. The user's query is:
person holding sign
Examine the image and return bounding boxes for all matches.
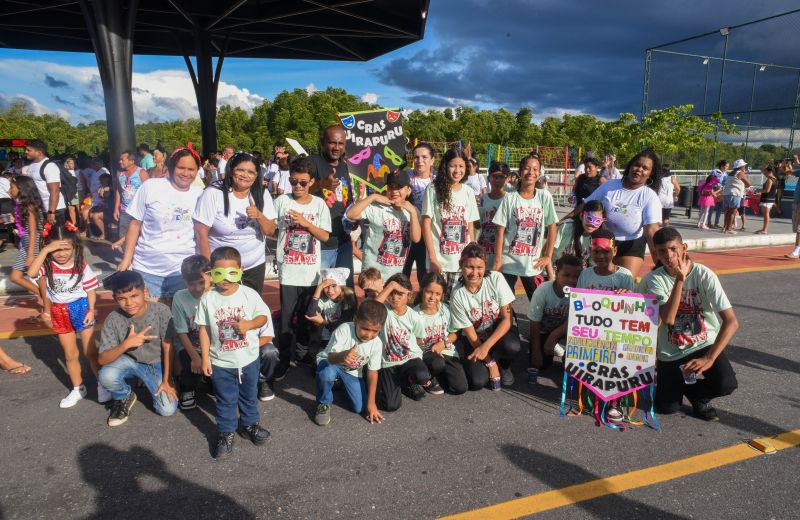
[639,228,739,421]
[576,229,634,292]
[450,243,520,390]
[422,149,480,300]
[492,154,557,300]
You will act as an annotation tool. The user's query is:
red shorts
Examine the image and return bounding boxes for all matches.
[50,297,94,334]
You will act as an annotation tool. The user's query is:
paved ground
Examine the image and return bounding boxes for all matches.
[1,255,798,519]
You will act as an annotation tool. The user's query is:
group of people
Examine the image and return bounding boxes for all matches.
[1,133,743,460]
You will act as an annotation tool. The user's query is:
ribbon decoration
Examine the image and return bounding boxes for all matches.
[41,222,53,238]
[169,141,201,163]
[65,221,78,233]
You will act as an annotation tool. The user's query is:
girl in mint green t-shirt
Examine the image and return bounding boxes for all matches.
[306,268,356,350]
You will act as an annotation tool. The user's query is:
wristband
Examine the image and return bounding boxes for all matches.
[484,359,497,368]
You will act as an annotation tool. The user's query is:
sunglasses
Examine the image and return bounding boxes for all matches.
[583,212,605,227]
[209,267,243,284]
[289,179,310,187]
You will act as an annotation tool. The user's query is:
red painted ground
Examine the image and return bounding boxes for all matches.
[2,245,797,338]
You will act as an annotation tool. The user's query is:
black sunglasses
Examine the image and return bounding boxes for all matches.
[289,179,310,187]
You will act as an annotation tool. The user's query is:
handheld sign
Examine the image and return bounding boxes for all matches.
[561,287,660,430]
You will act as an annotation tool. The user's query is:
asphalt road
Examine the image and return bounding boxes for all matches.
[1,269,798,519]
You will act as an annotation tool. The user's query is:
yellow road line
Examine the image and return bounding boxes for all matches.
[440,429,800,520]
[714,264,800,276]
[0,326,100,339]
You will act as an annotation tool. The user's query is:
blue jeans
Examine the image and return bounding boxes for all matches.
[316,360,366,413]
[135,270,185,299]
[98,355,177,416]
[211,358,260,433]
[321,248,338,269]
[710,202,724,226]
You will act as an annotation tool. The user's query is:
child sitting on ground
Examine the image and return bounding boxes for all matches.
[357,267,384,300]
[314,299,388,426]
[257,315,279,403]
[305,268,357,361]
[197,246,271,458]
[639,227,739,421]
[576,228,634,292]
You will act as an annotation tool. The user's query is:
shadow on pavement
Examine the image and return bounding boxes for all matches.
[500,444,690,519]
[25,334,73,389]
[727,302,800,318]
[727,344,800,374]
[178,390,218,457]
[78,443,255,519]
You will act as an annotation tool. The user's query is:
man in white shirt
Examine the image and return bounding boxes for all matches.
[25,139,66,225]
[216,147,234,180]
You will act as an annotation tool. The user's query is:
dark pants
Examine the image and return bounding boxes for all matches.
[654,348,738,414]
[710,201,724,226]
[502,272,544,301]
[403,241,428,283]
[210,358,260,433]
[423,351,468,395]
[456,328,521,391]
[335,238,355,288]
[242,262,266,295]
[179,349,201,392]
[377,358,431,411]
[277,284,315,375]
[259,342,280,383]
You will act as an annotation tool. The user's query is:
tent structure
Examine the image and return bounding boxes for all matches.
[0,0,429,160]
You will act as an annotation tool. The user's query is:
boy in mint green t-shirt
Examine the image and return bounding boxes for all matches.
[639,228,739,422]
[576,229,634,292]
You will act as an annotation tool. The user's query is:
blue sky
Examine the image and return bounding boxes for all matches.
[1,0,798,125]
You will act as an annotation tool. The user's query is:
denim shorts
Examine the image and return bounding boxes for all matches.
[135,270,185,299]
[723,195,741,209]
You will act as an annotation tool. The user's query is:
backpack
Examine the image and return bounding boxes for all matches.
[39,159,79,204]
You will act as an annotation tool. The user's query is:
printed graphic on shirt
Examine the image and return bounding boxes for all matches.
[342,343,367,370]
[214,306,247,352]
[384,324,412,362]
[186,315,200,349]
[421,320,454,353]
[478,207,498,255]
[468,300,501,340]
[282,212,318,265]
[509,206,542,256]
[170,205,193,224]
[234,211,256,230]
[377,215,409,267]
[440,205,468,255]
[541,305,567,334]
[668,288,708,347]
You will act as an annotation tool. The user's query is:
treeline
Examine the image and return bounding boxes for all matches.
[0,86,794,170]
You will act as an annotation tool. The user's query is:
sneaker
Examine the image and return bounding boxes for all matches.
[489,377,502,391]
[500,368,515,387]
[240,423,271,446]
[690,399,720,422]
[60,385,87,408]
[553,343,566,359]
[315,403,331,426]
[97,384,112,404]
[273,366,288,382]
[409,383,427,401]
[214,432,235,459]
[179,391,197,410]
[107,392,137,426]
[785,252,800,259]
[258,382,274,402]
[423,379,445,395]
[607,405,624,423]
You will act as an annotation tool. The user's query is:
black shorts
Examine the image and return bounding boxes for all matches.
[661,208,672,220]
[615,235,646,259]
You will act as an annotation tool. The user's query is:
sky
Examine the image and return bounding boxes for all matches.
[0,0,798,125]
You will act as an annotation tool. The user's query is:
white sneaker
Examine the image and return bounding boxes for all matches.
[97,384,112,404]
[60,385,87,408]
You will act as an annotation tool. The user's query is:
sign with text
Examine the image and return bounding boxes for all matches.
[564,287,659,401]
[339,108,406,193]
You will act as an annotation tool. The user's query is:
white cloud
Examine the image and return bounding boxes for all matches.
[0,92,70,119]
[305,82,319,94]
[0,59,264,123]
[361,92,379,104]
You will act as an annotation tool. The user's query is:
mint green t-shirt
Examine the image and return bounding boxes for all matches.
[552,220,592,268]
[360,203,414,280]
[422,183,480,273]
[380,304,425,368]
[318,297,343,342]
[449,271,516,341]
[577,265,634,292]
[638,263,731,362]
[171,288,202,352]
[477,193,504,268]
[316,322,383,378]
[492,189,557,277]
[195,285,271,369]
[274,194,332,286]
[413,303,458,358]
[526,280,569,335]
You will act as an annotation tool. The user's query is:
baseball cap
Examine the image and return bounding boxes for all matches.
[732,159,747,170]
[384,169,411,187]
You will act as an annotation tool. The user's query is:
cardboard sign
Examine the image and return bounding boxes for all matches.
[338,108,406,193]
[564,287,659,402]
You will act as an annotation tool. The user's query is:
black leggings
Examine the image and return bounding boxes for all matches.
[654,347,738,413]
[377,358,431,411]
[403,240,428,283]
[277,284,315,375]
[502,272,543,301]
[455,327,521,391]
[423,351,468,395]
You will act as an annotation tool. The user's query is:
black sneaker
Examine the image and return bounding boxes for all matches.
[500,367,515,387]
[215,432,235,458]
[690,399,720,422]
[179,391,196,410]
[273,366,288,382]
[258,382,274,402]
[107,393,137,427]
[423,379,444,395]
[409,383,427,401]
[240,423,271,446]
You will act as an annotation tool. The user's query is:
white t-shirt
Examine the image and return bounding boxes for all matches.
[36,261,99,304]
[449,271,516,341]
[464,174,487,197]
[0,176,10,199]
[275,169,291,194]
[601,167,622,180]
[584,179,662,241]
[126,177,203,277]
[422,183,480,273]
[27,158,66,211]
[274,194,332,286]
[217,157,228,178]
[409,172,433,211]
[193,188,277,270]
[658,175,675,209]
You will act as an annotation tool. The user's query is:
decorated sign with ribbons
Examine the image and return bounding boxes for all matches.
[560,287,660,430]
[338,108,406,195]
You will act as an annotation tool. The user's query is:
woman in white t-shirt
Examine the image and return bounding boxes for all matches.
[563,149,664,276]
[194,152,277,293]
[117,146,204,300]
[464,157,487,201]
[657,166,682,226]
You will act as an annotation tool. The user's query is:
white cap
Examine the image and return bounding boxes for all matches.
[320,267,350,286]
[732,159,747,170]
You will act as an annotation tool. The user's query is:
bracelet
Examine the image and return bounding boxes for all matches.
[484,359,497,368]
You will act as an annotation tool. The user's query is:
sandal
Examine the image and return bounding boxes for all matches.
[3,363,31,375]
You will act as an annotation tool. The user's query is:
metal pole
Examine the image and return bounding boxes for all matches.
[790,71,800,152]
[697,60,711,172]
[744,64,758,161]
[712,31,729,164]
[641,50,652,119]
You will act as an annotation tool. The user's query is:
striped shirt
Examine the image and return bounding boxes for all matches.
[38,261,99,304]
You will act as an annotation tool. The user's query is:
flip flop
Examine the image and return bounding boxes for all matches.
[4,363,31,375]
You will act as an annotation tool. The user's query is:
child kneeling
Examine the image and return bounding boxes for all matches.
[314,299,388,426]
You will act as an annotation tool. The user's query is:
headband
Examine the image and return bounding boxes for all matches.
[168,141,201,164]
[591,237,615,250]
